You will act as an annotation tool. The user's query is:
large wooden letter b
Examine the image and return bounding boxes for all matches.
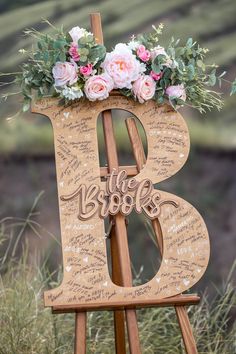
[32,95,210,308]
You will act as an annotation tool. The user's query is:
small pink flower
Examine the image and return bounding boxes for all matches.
[69,43,80,62]
[132,75,156,103]
[84,73,114,101]
[52,61,78,87]
[150,70,162,81]
[137,44,151,62]
[80,64,93,76]
[166,84,186,101]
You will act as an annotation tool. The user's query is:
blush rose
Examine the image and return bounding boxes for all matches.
[84,73,114,101]
[101,43,143,89]
[132,75,156,103]
[52,61,78,87]
[166,84,186,101]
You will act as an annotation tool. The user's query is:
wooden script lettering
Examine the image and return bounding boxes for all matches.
[32,95,210,308]
[60,169,178,220]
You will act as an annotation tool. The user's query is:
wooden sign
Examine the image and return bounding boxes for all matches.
[32,94,210,309]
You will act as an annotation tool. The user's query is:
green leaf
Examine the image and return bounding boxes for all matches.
[78,36,87,45]
[176,47,185,56]
[156,96,164,104]
[53,39,67,50]
[59,52,66,62]
[88,44,106,63]
[78,48,89,56]
[86,34,94,43]
[197,60,203,68]
[151,62,161,73]
[207,69,216,86]
[37,41,43,50]
[186,38,193,48]
[230,80,236,96]
[187,64,195,80]
[151,56,164,73]
[23,99,30,112]
[79,56,88,63]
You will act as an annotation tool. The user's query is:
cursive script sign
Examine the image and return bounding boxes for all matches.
[60,170,178,220]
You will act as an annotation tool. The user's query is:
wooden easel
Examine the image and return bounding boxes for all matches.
[68,12,200,354]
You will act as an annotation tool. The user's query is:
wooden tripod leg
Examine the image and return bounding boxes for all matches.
[110,225,126,354]
[102,111,142,354]
[74,312,86,354]
[126,117,198,354]
[175,306,198,354]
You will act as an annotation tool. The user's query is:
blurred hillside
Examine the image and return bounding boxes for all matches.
[0,0,236,153]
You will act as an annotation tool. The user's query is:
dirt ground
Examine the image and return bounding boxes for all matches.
[0,147,235,293]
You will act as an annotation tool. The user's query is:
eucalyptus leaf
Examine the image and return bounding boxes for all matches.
[88,44,106,63]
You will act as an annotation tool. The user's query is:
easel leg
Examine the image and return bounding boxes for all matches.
[126,309,141,354]
[111,226,126,354]
[114,310,126,353]
[74,312,86,354]
[175,306,198,354]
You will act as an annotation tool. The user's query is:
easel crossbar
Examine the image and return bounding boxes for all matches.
[52,295,200,314]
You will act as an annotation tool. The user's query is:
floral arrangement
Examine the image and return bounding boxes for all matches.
[1,21,236,113]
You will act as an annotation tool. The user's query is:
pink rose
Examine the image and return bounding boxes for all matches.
[166,84,186,101]
[150,70,162,81]
[101,43,143,89]
[137,45,151,62]
[69,43,80,62]
[52,61,78,87]
[132,75,156,103]
[84,74,114,101]
[80,64,93,76]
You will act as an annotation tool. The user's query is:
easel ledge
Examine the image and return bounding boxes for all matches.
[52,294,200,314]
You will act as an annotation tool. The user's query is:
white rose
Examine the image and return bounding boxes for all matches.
[69,26,89,43]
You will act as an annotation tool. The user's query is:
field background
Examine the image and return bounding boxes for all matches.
[0,0,236,291]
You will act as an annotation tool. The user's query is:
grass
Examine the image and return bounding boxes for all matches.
[0,210,235,353]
